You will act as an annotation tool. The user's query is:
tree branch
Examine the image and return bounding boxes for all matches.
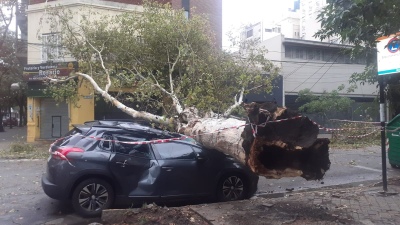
[127,67,183,115]
[167,47,183,114]
[223,87,244,117]
[85,40,112,92]
[46,75,78,83]
[72,72,171,126]
[0,2,14,49]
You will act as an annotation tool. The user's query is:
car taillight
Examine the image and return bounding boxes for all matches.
[52,147,84,160]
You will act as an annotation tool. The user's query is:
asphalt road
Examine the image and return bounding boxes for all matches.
[0,146,399,225]
[0,159,101,225]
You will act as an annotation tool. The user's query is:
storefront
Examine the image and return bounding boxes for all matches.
[24,61,94,142]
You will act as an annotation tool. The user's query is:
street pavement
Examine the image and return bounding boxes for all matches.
[0,126,27,151]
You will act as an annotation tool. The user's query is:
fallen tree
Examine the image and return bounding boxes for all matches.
[40,1,330,180]
[181,102,330,180]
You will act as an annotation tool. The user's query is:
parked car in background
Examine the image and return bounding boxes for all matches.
[41,120,259,217]
[2,117,18,126]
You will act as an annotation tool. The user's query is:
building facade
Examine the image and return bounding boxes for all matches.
[299,0,326,41]
[241,0,340,43]
[259,34,377,121]
[25,0,222,142]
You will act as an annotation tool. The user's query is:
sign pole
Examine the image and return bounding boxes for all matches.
[379,76,388,192]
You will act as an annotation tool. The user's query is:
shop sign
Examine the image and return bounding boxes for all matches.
[23,62,78,81]
[377,35,400,76]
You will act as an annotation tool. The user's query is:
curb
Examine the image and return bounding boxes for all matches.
[256,179,391,199]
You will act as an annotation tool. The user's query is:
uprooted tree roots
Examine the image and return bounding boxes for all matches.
[243,102,330,180]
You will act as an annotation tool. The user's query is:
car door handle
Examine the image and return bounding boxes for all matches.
[162,167,173,172]
[116,160,128,167]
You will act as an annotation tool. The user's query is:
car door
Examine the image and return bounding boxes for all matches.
[108,132,162,199]
[152,142,201,199]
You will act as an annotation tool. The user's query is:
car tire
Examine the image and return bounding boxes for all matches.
[217,174,248,202]
[71,178,114,217]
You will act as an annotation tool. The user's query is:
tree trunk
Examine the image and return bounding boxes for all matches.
[181,102,330,181]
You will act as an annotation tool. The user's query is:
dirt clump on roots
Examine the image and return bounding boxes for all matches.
[219,198,356,225]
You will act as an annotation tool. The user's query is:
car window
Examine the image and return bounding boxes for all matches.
[193,146,203,153]
[154,142,196,160]
[113,134,152,159]
[181,137,201,145]
[58,134,84,147]
[98,134,113,151]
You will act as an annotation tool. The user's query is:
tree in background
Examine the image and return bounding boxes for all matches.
[295,86,354,121]
[0,0,23,132]
[315,0,400,117]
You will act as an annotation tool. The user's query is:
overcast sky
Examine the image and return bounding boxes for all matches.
[222,0,293,48]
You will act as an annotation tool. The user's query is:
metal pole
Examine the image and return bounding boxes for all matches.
[379,76,388,192]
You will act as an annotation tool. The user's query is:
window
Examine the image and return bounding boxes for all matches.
[323,51,333,62]
[155,142,196,160]
[246,29,253,38]
[295,48,301,58]
[99,134,113,151]
[314,50,321,60]
[285,47,293,58]
[42,33,62,62]
[113,134,152,159]
[307,49,314,60]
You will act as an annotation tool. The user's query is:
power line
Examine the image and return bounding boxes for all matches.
[309,54,342,90]
[290,49,342,92]
[283,49,327,80]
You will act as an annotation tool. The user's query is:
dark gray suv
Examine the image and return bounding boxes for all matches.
[41,120,259,217]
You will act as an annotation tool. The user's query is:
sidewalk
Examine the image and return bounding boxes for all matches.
[0,126,27,151]
[190,178,400,225]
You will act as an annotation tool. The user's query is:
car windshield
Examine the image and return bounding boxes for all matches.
[181,136,201,146]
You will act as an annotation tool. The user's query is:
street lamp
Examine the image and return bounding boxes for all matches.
[9,83,21,129]
[11,83,20,90]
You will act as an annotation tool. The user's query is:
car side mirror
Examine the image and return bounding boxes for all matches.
[196,153,207,162]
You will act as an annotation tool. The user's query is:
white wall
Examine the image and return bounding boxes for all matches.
[27,0,143,64]
[258,34,284,68]
[282,61,376,97]
[299,0,326,41]
[280,16,300,39]
[259,34,377,97]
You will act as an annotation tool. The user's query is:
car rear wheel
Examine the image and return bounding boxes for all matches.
[72,178,114,217]
[217,174,247,202]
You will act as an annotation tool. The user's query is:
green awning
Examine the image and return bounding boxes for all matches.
[27,82,51,97]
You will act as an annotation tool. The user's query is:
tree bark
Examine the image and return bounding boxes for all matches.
[181,102,330,180]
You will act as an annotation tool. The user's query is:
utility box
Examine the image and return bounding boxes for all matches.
[387,114,400,167]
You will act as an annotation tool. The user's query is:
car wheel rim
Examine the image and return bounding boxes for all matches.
[222,176,244,200]
[78,183,109,211]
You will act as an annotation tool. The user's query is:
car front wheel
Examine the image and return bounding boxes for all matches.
[71,178,114,217]
[217,174,247,201]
